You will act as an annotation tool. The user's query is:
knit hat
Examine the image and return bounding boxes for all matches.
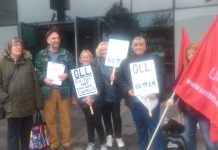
[46,27,60,39]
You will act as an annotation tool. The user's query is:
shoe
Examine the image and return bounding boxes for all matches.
[197,123,200,130]
[106,135,113,147]
[100,144,107,150]
[116,138,125,147]
[86,143,95,150]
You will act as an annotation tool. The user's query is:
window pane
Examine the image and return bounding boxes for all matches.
[0,0,17,26]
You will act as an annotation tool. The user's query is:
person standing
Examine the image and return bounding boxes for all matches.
[75,50,107,150]
[35,27,74,150]
[166,43,217,150]
[117,36,166,150]
[94,42,125,148]
[0,37,42,150]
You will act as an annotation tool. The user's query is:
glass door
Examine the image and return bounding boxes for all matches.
[19,22,38,61]
[74,17,100,66]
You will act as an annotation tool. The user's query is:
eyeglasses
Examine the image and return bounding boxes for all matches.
[12,43,22,47]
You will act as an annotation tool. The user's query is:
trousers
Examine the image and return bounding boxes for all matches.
[44,89,72,149]
[7,116,33,150]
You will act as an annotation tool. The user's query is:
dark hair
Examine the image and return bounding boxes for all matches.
[46,27,61,39]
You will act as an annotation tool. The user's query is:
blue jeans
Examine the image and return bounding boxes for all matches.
[183,110,217,150]
[130,101,166,150]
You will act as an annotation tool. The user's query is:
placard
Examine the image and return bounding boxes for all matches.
[105,39,129,67]
[129,60,159,96]
[71,65,98,98]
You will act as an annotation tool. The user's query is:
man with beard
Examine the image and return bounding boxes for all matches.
[35,27,74,150]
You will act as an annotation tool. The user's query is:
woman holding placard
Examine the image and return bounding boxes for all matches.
[117,36,166,150]
[75,50,107,150]
[94,42,125,148]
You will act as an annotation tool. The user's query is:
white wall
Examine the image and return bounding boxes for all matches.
[17,0,55,23]
[0,26,18,49]
[0,26,18,59]
[176,0,218,8]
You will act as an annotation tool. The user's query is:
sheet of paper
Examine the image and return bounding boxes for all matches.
[46,62,65,85]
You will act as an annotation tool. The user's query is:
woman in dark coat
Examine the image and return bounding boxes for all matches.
[93,42,124,148]
[0,37,42,150]
[116,36,166,150]
[74,50,107,150]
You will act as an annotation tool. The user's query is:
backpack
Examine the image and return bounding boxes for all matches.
[162,118,186,150]
[166,133,186,150]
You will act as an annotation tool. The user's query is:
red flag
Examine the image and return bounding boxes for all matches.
[176,27,190,78]
[174,16,218,142]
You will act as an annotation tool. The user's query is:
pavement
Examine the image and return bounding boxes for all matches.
[0,100,215,150]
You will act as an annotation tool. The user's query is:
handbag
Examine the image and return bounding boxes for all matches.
[0,66,19,119]
[29,110,49,150]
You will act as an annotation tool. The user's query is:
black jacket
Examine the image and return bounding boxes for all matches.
[74,64,104,108]
[116,52,166,108]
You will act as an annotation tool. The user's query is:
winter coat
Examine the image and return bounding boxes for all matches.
[116,52,166,108]
[93,57,121,103]
[0,50,42,118]
[35,48,74,99]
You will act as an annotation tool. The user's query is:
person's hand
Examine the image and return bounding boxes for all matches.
[71,96,77,105]
[128,90,135,96]
[44,78,53,85]
[58,73,68,81]
[84,96,94,106]
[166,98,174,107]
[143,94,157,100]
[110,73,116,81]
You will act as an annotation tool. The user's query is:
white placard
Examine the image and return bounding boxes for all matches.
[46,61,65,85]
[105,39,129,67]
[130,60,159,96]
[71,65,98,98]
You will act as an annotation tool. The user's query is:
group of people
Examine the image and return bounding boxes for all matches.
[0,27,125,150]
[0,27,216,150]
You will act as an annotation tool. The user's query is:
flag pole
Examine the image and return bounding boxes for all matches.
[146,92,175,150]
[110,67,116,85]
[90,105,94,115]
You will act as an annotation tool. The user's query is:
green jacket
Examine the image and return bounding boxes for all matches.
[35,48,74,99]
[0,50,42,118]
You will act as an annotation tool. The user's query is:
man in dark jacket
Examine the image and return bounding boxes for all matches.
[35,27,74,150]
[117,36,166,150]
